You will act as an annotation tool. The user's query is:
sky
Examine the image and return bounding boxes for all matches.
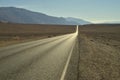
[0,0,120,23]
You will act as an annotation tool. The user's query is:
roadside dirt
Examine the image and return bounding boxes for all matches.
[0,36,49,47]
[78,25,120,80]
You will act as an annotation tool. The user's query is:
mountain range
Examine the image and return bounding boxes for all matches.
[0,7,91,25]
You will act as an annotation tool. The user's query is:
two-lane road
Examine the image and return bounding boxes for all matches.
[0,26,78,80]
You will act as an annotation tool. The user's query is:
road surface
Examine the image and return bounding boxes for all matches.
[0,26,78,80]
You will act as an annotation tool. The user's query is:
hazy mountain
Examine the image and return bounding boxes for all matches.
[0,7,91,25]
[66,17,91,25]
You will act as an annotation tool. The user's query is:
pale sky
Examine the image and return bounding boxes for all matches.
[0,0,120,23]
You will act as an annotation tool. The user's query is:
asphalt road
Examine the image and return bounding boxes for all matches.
[0,26,78,80]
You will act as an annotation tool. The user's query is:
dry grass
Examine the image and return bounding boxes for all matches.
[78,24,120,80]
[0,23,75,34]
[0,23,76,47]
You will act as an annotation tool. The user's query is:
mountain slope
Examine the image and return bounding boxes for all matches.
[0,7,91,25]
[66,17,91,25]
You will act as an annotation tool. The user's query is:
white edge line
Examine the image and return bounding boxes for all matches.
[60,39,76,80]
[60,25,78,80]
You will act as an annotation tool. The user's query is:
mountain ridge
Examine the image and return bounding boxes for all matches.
[0,7,91,25]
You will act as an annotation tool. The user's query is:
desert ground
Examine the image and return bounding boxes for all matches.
[0,23,75,47]
[78,24,120,80]
[0,23,120,80]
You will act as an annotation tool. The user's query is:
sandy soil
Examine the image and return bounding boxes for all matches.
[78,24,120,80]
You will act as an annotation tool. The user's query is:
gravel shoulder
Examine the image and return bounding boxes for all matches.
[78,32,120,80]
